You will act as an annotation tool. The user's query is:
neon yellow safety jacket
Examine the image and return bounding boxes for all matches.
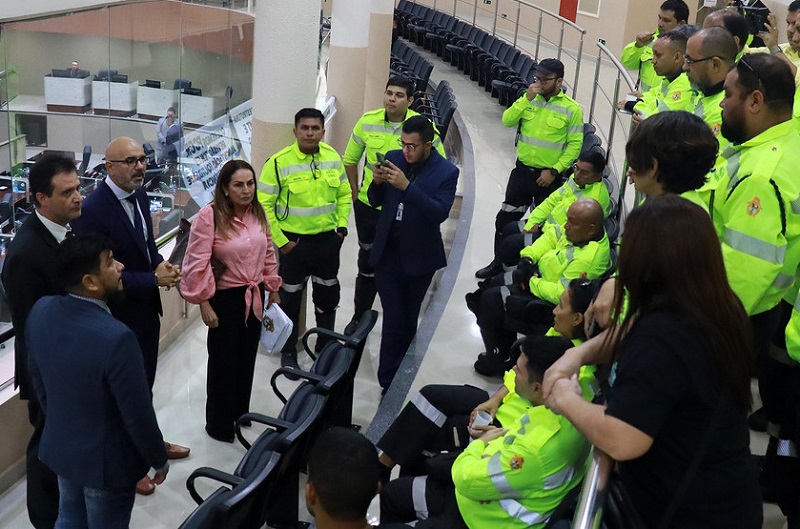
[342,108,445,207]
[633,72,695,119]
[692,87,727,153]
[711,120,800,315]
[502,91,584,173]
[519,222,610,304]
[452,404,589,529]
[620,31,661,93]
[258,141,351,248]
[523,177,611,231]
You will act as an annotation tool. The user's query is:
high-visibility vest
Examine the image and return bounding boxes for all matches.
[342,108,445,207]
[453,404,589,529]
[524,177,611,231]
[502,91,583,173]
[633,72,695,120]
[258,140,351,248]
[520,223,611,304]
[620,32,661,93]
[692,88,727,152]
[711,120,800,315]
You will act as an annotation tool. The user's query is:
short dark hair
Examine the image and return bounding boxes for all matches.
[29,154,78,207]
[402,115,435,143]
[166,106,176,113]
[736,53,795,112]
[294,107,325,127]
[386,76,416,98]
[711,9,749,48]
[307,428,378,521]
[58,233,111,290]
[518,335,572,383]
[661,0,689,23]
[567,278,596,317]
[695,27,738,64]
[578,150,606,174]
[790,0,800,13]
[626,111,718,194]
[659,28,690,52]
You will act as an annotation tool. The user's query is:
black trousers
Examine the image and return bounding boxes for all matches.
[374,241,434,389]
[377,384,490,468]
[381,474,468,529]
[498,220,543,267]
[278,230,342,353]
[493,160,561,256]
[759,301,800,526]
[27,396,59,529]
[353,200,381,318]
[205,285,263,439]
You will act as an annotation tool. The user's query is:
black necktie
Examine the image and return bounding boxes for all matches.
[125,195,144,242]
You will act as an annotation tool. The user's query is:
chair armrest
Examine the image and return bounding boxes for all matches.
[186,467,243,505]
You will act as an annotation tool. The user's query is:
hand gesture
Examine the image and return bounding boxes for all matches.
[635,31,655,47]
[199,300,219,328]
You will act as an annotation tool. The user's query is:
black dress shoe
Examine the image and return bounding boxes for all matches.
[281,352,301,381]
[475,259,501,279]
[473,352,507,378]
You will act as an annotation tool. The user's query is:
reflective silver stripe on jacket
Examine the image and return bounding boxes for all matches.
[723,227,786,264]
[412,392,447,427]
[350,133,366,146]
[501,203,529,213]
[722,147,742,190]
[790,194,800,215]
[543,465,576,490]
[529,99,576,120]
[518,135,567,151]
[281,279,307,293]
[285,204,338,217]
[278,160,342,178]
[487,452,521,498]
[259,182,279,194]
[773,273,795,290]
[498,499,551,526]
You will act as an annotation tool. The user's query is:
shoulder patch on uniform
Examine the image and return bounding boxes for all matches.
[672,91,681,100]
[747,197,762,217]
[509,456,524,470]
[711,124,721,136]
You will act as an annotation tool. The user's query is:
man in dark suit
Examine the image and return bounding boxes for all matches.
[369,115,459,393]
[27,234,169,527]
[71,136,187,495]
[2,153,82,528]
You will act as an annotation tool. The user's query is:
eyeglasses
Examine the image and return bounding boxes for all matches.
[683,54,720,66]
[398,140,422,151]
[533,76,558,83]
[108,156,147,167]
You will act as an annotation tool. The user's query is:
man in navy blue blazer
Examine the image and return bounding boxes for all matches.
[27,234,169,527]
[368,116,459,392]
[71,137,187,494]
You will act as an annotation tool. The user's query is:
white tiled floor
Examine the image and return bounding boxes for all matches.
[0,39,789,529]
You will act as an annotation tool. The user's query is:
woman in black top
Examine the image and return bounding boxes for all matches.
[545,195,762,528]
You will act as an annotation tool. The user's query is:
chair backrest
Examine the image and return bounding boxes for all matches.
[178,488,230,529]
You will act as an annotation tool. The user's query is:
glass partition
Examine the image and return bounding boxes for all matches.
[0,0,255,391]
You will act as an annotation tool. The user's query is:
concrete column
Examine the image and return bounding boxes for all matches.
[326,0,372,153]
[364,0,396,111]
[250,0,319,171]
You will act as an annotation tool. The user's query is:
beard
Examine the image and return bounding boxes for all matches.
[720,115,746,145]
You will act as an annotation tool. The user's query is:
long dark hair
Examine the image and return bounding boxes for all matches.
[609,195,753,411]
[213,159,269,238]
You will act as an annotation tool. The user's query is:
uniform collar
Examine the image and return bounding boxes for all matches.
[740,120,796,149]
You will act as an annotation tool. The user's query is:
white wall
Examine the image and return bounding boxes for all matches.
[0,0,126,23]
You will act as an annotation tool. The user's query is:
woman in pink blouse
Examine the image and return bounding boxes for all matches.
[180,160,282,442]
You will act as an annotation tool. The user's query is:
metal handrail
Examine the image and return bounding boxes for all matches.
[596,40,636,93]
[573,447,614,529]
[417,0,586,98]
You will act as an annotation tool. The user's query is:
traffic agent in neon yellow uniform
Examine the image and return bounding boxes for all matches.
[342,76,445,330]
[620,0,689,92]
[453,340,589,529]
[378,336,589,529]
[633,31,695,121]
[477,58,583,279]
[258,107,351,369]
[496,151,611,268]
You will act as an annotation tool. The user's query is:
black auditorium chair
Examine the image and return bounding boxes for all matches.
[180,449,282,529]
[481,43,521,89]
[427,19,467,56]
[490,54,534,100]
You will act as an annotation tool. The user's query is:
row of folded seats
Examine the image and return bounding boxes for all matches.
[395,0,537,107]
[178,311,378,529]
[390,39,434,96]
[411,79,457,141]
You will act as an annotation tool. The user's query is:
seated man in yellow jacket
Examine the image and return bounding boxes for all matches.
[472,198,609,377]
[630,29,696,125]
[380,335,590,529]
